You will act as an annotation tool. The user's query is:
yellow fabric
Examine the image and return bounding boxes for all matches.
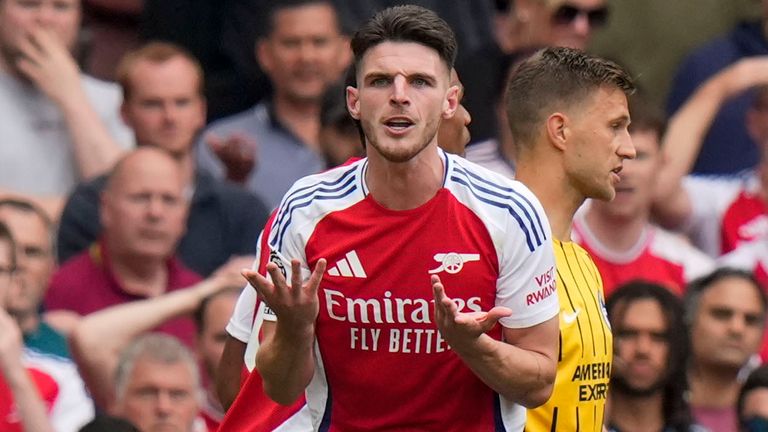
[526,240,613,432]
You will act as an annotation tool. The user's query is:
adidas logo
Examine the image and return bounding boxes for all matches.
[328,250,367,278]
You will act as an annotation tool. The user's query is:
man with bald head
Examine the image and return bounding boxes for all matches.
[45,147,202,346]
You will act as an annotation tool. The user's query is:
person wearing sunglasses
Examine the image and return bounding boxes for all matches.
[508,0,609,51]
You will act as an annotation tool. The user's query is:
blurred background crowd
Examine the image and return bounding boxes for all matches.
[3,0,768,431]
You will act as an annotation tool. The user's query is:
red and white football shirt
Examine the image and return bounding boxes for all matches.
[229,151,557,431]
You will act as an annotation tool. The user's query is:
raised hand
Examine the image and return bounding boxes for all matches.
[431,275,512,351]
[205,133,258,183]
[242,258,327,332]
[15,28,82,107]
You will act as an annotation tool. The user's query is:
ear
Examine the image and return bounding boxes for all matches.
[441,84,460,120]
[256,40,273,74]
[346,85,361,120]
[545,112,568,151]
[119,102,131,128]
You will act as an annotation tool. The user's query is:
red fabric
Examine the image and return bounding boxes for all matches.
[0,367,59,431]
[720,190,768,254]
[45,240,201,347]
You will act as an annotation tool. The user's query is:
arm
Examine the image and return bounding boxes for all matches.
[0,310,55,432]
[70,272,242,409]
[431,276,558,407]
[654,56,768,228]
[216,335,247,410]
[16,29,125,180]
[242,259,327,406]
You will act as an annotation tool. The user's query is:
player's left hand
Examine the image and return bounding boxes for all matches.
[431,275,511,350]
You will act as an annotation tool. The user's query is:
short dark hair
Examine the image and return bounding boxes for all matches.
[505,47,635,149]
[350,5,457,76]
[262,0,341,37]
[607,281,693,431]
[628,88,667,142]
[738,365,768,427]
[193,287,242,335]
[683,267,767,327]
[78,415,139,432]
[0,221,16,270]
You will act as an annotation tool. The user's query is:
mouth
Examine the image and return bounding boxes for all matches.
[383,117,415,135]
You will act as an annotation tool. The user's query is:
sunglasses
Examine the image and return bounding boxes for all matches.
[551,4,610,28]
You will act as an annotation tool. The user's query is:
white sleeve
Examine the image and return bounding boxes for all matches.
[226,286,258,343]
[682,175,741,256]
[24,351,94,432]
[496,190,559,329]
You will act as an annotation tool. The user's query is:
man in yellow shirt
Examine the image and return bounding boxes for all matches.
[508,47,636,431]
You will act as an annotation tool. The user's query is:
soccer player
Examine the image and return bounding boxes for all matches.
[506,47,636,431]
[230,5,560,431]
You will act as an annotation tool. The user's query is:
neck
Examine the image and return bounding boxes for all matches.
[175,150,196,186]
[365,144,444,210]
[583,207,648,251]
[11,310,40,335]
[273,93,321,151]
[107,247,168,298]
[515,154,583,240]
[609,390,665,432]
[689,363,742,408]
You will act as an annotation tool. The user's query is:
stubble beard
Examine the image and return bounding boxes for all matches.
[362,118,439,163]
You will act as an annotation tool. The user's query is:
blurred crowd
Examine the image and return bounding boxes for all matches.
[2,0,768,431]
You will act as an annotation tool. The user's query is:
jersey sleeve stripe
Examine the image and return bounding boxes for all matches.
[273,165,358,236]
[270,177,357,247]
[452,166,547,246]
[272,182,359,250]
[453,163,548,242]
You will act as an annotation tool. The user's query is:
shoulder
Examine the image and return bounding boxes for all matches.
[81,74,122,105]
[269,160,366,247]
[445,154,549,252]
[204,104,262,134]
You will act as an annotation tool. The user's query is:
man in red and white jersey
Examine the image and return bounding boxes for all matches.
[654,57,768,257]
[221,5,559,431]
[573,94,714,298]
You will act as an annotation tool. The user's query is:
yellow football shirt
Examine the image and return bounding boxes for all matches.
[526,240,613,432]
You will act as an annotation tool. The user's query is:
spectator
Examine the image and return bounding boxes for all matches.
[667,0,768,175]
[197,0,351,209]
[78,415,139,432]
[45,147,200,343]
[0,0,133,218]
[57,42,269,276]
[458,0,609,149]
[738,365,768,432]
[110,334,201,432]
[70,272,241,430]
[0,199,68,358]
[0,221,94,431]
[654,57,768,258]
[685,268,766,432]
[572,93,714,298]
[606,281,702,432]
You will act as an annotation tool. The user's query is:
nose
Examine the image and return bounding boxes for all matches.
[618,134,636,160]
[146,196,165,219]
[34,3,59,27]
[390,75,409,106]
[154,392,174,416]
[571,14,592,37]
